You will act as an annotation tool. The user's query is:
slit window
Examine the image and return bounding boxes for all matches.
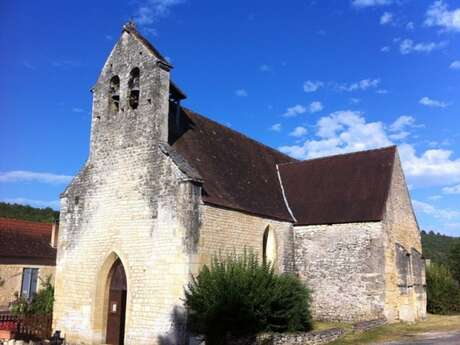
[128,68,140,110]
[109,75,120,113]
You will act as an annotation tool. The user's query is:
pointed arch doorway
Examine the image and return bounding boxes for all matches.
[106,259,127,345]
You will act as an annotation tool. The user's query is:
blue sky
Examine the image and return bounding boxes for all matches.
[1,0,459,236]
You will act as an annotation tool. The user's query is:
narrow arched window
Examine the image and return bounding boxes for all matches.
[262,226,277,266]
[109,75,120,112]
[128,67,140,110]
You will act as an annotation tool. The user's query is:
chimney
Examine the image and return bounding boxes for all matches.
[51,221,59,248]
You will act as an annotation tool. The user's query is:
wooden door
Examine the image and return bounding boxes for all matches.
[106,259,127,345]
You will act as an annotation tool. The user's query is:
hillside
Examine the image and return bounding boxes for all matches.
[421,230,459,265]
[0,202,59,223]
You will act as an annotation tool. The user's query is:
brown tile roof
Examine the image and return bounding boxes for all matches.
[172,108,297,221]
[0,218,56,265]
[278,146,397,226]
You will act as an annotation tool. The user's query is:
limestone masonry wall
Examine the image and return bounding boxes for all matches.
[196,205,294,274]
[294,222,386,322]
[52,30,199,345]
[0,265,54,310]
[382,154,426,322]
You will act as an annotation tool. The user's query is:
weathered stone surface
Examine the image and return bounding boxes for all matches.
[228,328,345,345]
[294,222,386,322]
[352,318,386,333]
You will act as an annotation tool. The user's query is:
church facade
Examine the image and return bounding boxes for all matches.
[52,23,426,345]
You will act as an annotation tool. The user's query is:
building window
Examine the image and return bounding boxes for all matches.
[128,68,140,110]
[109,75,120,113]
[262,226,277,266]
[21,268,39,299]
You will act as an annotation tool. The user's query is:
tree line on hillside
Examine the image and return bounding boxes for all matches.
[0,202,59,223]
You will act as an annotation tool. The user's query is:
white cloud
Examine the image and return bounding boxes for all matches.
[428,195,442,201]
[406,21,415,30]
[399,39,447,54]
[309,101,323,113]
[289,126,308,137]
[0,171,73,184]
[419,96,449,108]
[390,115,415,132]
[398,144,460,188]
[1,198,60,210]
[450,60,460,69]
[425,1,460,32]
[350,98,361,104]
[72,107,85,113]
[443,184,460,194]
[338,79,380,92]
[259,64,271,72]
[279,110,392,159]
[269,123,282,132]
[413,200,460,220]
[235,89,248,97]
[376,89,388,94]
[278,110,460,189]
[380,12,393,25]
[381,46,390,52]
[303,80,324,93]
[133,0,185,27]
[283,105,307,117]
[352,0,392,8]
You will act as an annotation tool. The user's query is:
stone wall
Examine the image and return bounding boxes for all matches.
[0,265,55,310]
[195,205,294,274]
[382,154,426,322]
[52,29,200,345]
[294,222,386,322]
[228,328,345,345]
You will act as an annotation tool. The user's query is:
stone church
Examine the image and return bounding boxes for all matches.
[53,23,426,345]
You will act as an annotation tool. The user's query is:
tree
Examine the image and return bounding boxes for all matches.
[426,263,460,315]
[184,252,312,345]
[448,240,460,283]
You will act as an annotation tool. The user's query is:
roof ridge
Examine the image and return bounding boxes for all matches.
[182,107,298,162]
[278,145,397,167]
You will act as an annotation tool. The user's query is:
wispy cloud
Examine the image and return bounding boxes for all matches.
[289,126,308,137]
[23,61,36,70]
[413,200,460,220]
[443,184,460,194]
[52,60,81,68]
[303,80,324,93]
[1,197,60,210]
[380,12,393,25]
[0,171,73,184]
[399,39,448,54]
[338,78,380,92]
[105,34,113,40]
[381,46,390,52]
[309,101,323,113]
[425,1,460,32]
[133,0,185,31]
[406,21,415,30]
[235,89,248,97]
[419,96,449,108]
[269,123,282,132]
[450,60,460,70]
[283,105,307,117]
[72,107,85,113]
[259,64,271,72]
[352,0,393,8]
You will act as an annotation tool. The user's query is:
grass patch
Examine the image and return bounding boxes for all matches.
[328,314,460,345]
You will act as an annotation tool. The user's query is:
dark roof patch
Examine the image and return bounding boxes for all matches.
[0,218,56,265]
[172,108,296,221]
[278,146,397,226]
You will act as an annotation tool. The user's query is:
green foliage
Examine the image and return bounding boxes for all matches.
[448,240,460,283]
[426,263,460,315]
[184,252,312,345]
[421,230,459,267]
[11,276,54,316]
[0,202,59,223]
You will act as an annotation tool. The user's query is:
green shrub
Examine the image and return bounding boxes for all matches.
[184,252,312,345]
[11,275,54,316]
[448,240,460,283]
[426,263,460,315]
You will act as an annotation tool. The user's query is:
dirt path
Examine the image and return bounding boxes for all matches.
[374,330,460,345]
